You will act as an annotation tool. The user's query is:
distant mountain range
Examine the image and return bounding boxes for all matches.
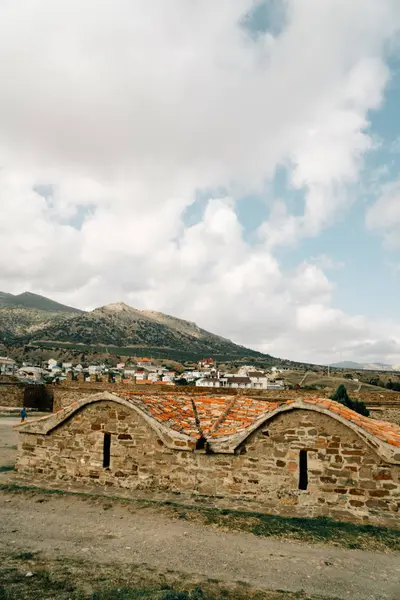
[0,291,83,314]
[330,361,400,372]
[0,291,302,365]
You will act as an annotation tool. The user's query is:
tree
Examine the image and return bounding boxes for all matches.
[330,384,369,417]
[330,384,350,404]
[386,381,400,392]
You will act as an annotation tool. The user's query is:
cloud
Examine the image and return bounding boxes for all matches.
[366,180,400,249]
[309,255,345,271]
[1,0,400,364]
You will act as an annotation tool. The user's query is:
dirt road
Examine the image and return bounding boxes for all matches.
[1,418,400,600]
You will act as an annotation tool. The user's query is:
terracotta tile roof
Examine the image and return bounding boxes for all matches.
[118,392,400,449]
[120,393,198,437]
[22,392,400,454]
[299,396,400,448]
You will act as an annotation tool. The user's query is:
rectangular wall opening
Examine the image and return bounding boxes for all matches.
[103,433,111,469]
[298,449,308,490]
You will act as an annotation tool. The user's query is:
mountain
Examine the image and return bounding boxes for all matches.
[330,361,363,369]
[0,291,82,314]
[330,361,397,371]
[0,293,291,364]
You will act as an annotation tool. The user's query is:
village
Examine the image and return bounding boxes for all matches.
[1,359,400,599]
[0,354,285,390]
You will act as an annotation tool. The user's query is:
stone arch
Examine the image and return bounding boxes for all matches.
[18,391,196,451]
[209,400,400,464]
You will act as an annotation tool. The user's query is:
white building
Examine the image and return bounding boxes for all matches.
[195,377,221,388]
[247,371,270,389]
[123,369,137,378]
[17,366,46,381]
[220,376,252,389]
[266,379,284,389]
[0,357,16,374]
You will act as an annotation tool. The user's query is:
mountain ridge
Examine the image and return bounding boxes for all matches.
[330,360,399,372]
[0,291,282,363]
[0,291,82,314]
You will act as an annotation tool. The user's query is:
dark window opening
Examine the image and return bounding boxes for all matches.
[298,449,308,490]
[103,433,111,468]
[196,436,207,450]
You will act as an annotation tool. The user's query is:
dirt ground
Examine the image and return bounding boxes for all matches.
[1,418,400,600]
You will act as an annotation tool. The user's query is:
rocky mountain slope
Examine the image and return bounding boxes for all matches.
[0,293,272,361]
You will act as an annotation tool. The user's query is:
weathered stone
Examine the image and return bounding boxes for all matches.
[349,489,365,496]
[374,471,393,481]
[369,489,389,497]
[14,397,400,529]
[349,499,364,508]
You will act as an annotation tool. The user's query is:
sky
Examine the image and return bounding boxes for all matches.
[1,0,400,366]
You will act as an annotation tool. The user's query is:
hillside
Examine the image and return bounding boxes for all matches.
[0,293,287,363]
[330,360,398,372]
[0,291,82,314]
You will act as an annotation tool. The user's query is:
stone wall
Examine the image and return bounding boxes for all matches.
[369,407,400,426]
[0,382,53,411]
[0,383,24,407]
[16,400,400,527]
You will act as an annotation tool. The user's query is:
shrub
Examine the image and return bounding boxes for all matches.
[330,384,369,417]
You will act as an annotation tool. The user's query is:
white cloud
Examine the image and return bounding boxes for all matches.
[366,180,400,249]
[309,255,344,271]
[1,0,400,364]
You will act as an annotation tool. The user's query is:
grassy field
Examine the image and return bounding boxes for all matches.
[283,371,389,393]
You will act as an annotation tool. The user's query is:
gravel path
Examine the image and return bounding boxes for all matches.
[1,491,399,600]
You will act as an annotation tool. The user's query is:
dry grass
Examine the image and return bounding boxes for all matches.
[0,552,337,600]
[1,483,400,553]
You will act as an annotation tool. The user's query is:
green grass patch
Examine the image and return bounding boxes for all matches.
[13,552,37,560]
[0,466,14,473]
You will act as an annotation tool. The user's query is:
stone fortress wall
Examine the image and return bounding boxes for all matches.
[16,396,400,528]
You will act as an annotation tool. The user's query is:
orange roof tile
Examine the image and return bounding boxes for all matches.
[117,392,400,448]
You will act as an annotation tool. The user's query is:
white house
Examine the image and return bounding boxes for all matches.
[266,379,284,389]
[195,377,221,388]
[123,369,137,378]
[198,358,216,369]
[135,371,148,381]
[0,357,16,374]
[17,366,46,381]
[247,371,269,389]
[136,358,153,368]
[220,376,252,389]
